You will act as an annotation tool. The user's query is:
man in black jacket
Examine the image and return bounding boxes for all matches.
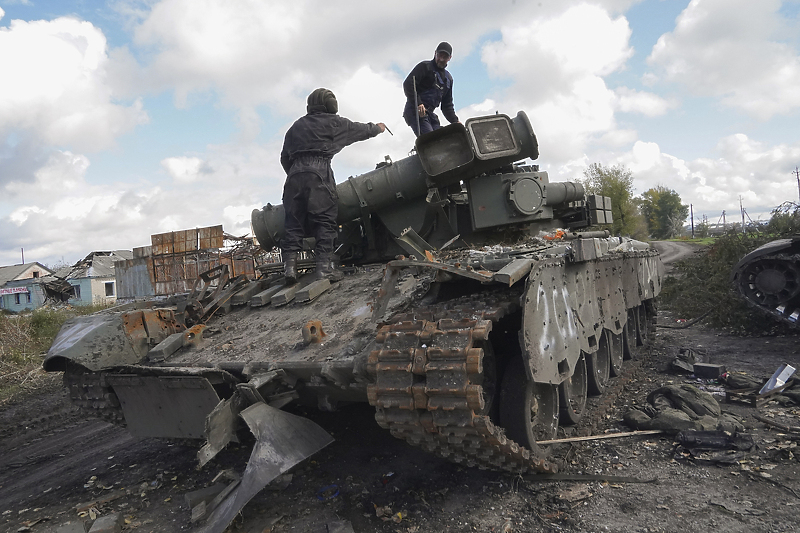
[280,88,385,283]
[403,42,459,136]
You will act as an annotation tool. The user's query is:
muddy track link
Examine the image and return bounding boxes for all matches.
[367,292,558,474]
[64,370,126,427]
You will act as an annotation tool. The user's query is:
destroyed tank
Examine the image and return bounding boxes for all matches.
[44,111,662,532]
[731,235,800,328]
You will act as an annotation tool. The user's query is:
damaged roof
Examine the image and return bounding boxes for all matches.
[0,262,53,286]
[57,251,134,280]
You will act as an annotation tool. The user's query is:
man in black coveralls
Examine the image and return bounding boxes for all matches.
[280,88,385,283]
[403,42,459,136]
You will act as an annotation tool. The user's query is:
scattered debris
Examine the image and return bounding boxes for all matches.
[693,363,726,379]
[624,384,744,433]
[671,347,701,373]
[760,363,796,394]
[753,413,800,434]
[315,484,339,501]
[708,499,766,516]
[325,520,355,533]
[556,484,592,504]
[674,430,755,465]
[537,429,663,445]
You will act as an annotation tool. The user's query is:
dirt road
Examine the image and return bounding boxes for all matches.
[651,240,703,274]
[2,245,800,533]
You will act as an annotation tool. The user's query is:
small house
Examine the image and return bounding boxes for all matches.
[0,262,54,312]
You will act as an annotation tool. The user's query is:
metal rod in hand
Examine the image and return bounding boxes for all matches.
[413,75,421,137]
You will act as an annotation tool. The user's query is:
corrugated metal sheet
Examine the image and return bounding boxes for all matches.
[118,225,255,298]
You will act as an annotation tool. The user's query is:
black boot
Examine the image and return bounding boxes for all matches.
[284,252,298,285]
[315,253,344,282]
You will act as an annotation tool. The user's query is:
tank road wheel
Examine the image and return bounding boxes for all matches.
[608,330,624,377]
[622,321,634,360]
[645,299,658,342]
[499,356,559,447]
[558,353,587,426]
[586,331,611,396]
[637,304,652,347]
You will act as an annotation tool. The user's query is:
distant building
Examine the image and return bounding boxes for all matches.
[57,251,133,306]
[0,262,54,312]
[116,225,258,301]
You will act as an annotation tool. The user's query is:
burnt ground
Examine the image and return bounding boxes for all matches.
[2,269,800,532]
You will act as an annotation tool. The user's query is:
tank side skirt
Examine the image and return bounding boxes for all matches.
[522,251,660,385]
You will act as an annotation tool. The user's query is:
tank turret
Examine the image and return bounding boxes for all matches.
[252,111,607,263]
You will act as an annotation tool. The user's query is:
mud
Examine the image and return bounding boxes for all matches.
[3,275,800,532]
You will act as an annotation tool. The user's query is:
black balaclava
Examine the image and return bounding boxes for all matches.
[307,88,338,114]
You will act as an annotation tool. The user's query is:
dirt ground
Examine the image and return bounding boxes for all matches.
[2,250,800,533]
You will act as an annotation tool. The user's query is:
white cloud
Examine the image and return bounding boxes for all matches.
[610,135,800,220]
[614,87,674,116]
[647,0,800,118]
[478,4,637,163]
[0,16,148,151]
[9,206,44,226]
[161,156,211,183]
[0,141,283,265]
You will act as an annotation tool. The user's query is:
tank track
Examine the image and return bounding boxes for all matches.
[63,370,126,427]
[734,251,800,329]
[366,292,558,474]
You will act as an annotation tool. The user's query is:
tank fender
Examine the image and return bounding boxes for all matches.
[44,313,144,372]
[731,238,798,279]
[43,308,184,372]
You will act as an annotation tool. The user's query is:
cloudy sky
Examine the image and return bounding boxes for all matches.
[2,0,800,267]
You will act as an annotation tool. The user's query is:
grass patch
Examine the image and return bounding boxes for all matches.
[664,236,716,245]
[0,303,111,403]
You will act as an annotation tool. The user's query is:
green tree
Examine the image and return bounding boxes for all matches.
[581,163,646,238]
[766,202,800,235]
[638,186,689,239]
[695,220,710,238]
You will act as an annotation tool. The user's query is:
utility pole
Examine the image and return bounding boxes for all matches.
[739,196,745,234]
[794,167,800,203]
[21,248,24,264]
[690,204,694,239]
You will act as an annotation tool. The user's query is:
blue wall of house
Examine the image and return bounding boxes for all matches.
[0,285,46,312]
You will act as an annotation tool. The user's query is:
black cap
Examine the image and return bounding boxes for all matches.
[436,41,452,57]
